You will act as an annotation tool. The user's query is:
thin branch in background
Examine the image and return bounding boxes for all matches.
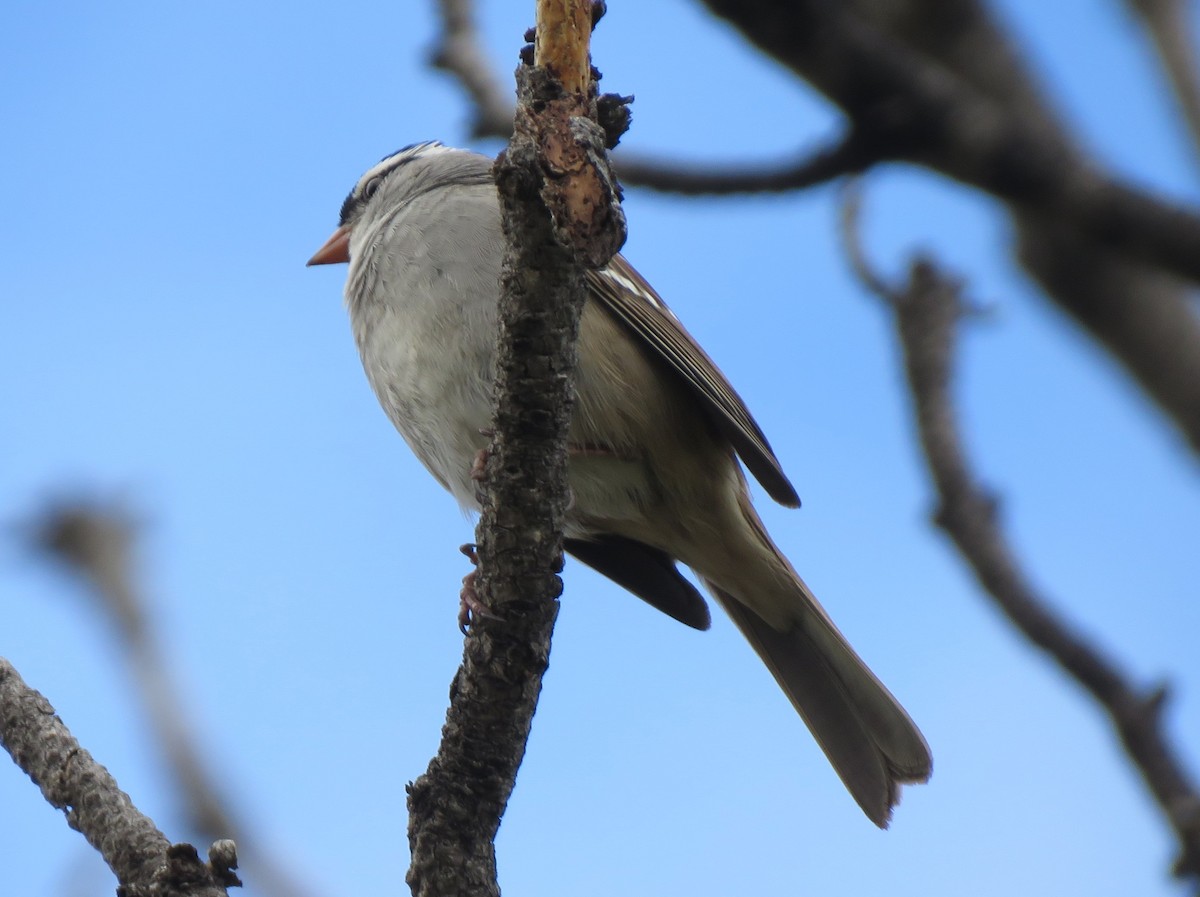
[428,0,1200,878]
[25,498,314,897]
[699,0,1200,456]
[405,3,627,895]
[897,0,1200,459]
[613,131,882,195]
[431,0,514,138]
[840,184,1200,886]
[0,657,239,897]
[702,1,1200,280]
[430,0,885,195]
[1126,0,1200,161]
[434,0,1200,456]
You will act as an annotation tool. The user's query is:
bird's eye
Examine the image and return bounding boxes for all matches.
[362,176,384,201]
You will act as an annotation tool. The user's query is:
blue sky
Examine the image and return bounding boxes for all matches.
[3,1,1199,895]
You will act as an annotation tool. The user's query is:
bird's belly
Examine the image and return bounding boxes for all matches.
[357,296,668,531]
[358,301,494,508]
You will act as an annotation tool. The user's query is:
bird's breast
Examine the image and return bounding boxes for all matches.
[343,188,704,533]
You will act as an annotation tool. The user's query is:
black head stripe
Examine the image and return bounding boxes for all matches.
[337,188,359,227]
[336,141,448,226]
[379,140,444,164]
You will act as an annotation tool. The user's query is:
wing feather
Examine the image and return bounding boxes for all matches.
[586,257,801,507]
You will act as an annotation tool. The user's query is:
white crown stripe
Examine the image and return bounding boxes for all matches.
[353,141,454,197]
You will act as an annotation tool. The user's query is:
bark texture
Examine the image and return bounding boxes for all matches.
[405,4,627,895]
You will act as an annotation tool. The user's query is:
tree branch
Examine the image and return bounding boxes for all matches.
[613,132,882,195]
[26,498,313,897]
[405,4,627,895]
[699,1,1200,276]
[876,0,1200,458]
[430,0,886,194]
[1126,0,1200,161]
[890,0,1200,457]
[431,0,518,138]
[0,657,240,897]
[698,0,1200,448]
[431,0,1200,453]
[842,185,1200,885]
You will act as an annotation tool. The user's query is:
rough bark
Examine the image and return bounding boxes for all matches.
[26,499,312,897]
[405,4,627,895]
[0,658,239,897]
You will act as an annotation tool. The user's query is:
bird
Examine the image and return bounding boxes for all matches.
[308,140,932,826]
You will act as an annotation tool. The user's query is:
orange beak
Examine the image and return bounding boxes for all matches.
[307,224,352,266]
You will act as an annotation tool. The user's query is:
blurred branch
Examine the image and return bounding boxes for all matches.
[700,1,1200,276]
[882,0,1200,458]
[869,0,1200,459]
[841,185,1200,885]
[406,3,627,895]
[1126,0,1200,159]
[433,0,1200,455]
[447,0,1200,281]
[695,1,1200,460]
[431,0,513,139]
[612,134,881,195]
[27,499,314,897]
[430,0,883,193]
[0,657,239,897]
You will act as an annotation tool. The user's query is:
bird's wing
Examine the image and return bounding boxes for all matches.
[564,534,711,630]
[587,255,801,507]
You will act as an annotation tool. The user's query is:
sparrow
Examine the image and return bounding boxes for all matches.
[308,141,932,826]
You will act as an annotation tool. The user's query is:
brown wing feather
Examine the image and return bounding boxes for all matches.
[564,535,711,630]
[587,257,801,507]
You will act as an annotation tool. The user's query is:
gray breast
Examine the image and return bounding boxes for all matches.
[346,184,504,507]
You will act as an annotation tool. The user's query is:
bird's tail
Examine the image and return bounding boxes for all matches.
[705,582,931,825]
[705,573,932,827]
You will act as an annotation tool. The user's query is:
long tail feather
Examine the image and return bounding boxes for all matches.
[708,583,932,827]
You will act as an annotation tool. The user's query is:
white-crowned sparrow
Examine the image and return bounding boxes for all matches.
[308,141,932,826]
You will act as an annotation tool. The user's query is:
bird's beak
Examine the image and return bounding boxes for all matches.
[307,225,352,266]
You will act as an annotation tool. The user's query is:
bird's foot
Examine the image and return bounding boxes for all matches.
[458,543,502,633]
[470,430,496,498]
[470,448,489,483]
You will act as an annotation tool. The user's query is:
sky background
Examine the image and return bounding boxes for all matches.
[3,1,1199,895]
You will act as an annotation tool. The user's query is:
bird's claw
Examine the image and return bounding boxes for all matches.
[457,543,502,633]
[470,447,489,483]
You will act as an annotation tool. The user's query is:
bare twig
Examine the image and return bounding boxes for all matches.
[431,0,513,138]
[699,0,1200,453]
[884,0,1200,458]
[841,185,1200,885]
[614,133,881,195]
[1126,0,1200,160]
[871,0,1200,458]
[429,0,883,194]
[0,657,239,897]
[30,501,229,833]
[431,0,1200,453]
[405,4,627,896]
[699,1,1200,280]
[27,499,313,897]
[439,0,1200,280]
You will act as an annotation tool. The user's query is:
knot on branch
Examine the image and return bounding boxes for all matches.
[207,840,241,889]
[596,91,633,148]
[115,841,240,897]
[503,64,627,268]
[159,842,238,894]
